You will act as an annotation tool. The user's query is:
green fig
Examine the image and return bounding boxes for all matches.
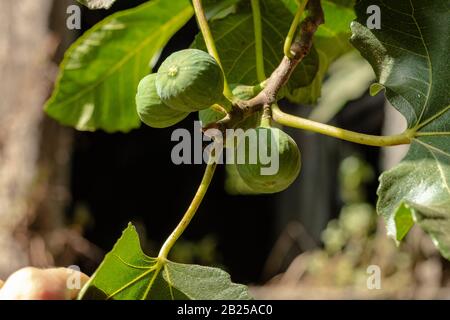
[156,49,224,112]
[235,127,301,194]
[136,74,189,128]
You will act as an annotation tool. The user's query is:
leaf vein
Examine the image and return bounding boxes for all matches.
[409,0,433,125]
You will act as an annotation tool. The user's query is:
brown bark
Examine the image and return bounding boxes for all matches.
[0,0,77,278]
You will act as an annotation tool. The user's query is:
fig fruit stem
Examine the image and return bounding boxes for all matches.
[260,105,272,128]
[284,0,309,59]
[158,152,218,260]
[251,0,266,82]
[271,104,412,147]
[192,0,234,100]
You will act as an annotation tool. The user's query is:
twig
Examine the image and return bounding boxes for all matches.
[206,0,324,133]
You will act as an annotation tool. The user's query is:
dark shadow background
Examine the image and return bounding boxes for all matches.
[67,0,384,284]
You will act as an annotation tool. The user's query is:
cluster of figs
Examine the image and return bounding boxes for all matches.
[136,49,301,193]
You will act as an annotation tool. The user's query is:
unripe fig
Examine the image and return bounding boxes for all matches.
[235,127,301,193]
[156,49,224,112]
[136,74,189,128]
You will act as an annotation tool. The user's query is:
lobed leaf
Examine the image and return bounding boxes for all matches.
[79,224,253,300]
[351,0,450,259]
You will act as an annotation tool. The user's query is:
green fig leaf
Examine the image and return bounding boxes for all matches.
[351,0,450,259]
[79,224,253,300]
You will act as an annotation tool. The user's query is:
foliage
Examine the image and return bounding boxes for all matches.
[351,0,450,259]
[46,0,194,132]
[192,0,320,91]
[79,224,252,300]
[254,156,447,299]
[283,0,356,103]
[44,0,450,300]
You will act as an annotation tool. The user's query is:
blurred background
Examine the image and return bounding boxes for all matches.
[0,0,449,299]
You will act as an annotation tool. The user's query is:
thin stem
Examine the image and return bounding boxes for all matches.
[192,0,233,100]
[272,104,412,147]
[260,105,272,127]
[158,156,218,259]
[211,103,228,115]
[251,0,266,82]
[205,0,324,134]
[284,0,309,58]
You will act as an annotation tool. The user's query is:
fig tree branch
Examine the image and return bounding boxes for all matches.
[205,0,412,147]
[209,0,324,132]
[251,0,266,82]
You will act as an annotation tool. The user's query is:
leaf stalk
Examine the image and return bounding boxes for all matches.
[271,104,412,146]
[251,0,266,82]
[284,0,310,58]
[192,0,233,100]
[158,154,218,259]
